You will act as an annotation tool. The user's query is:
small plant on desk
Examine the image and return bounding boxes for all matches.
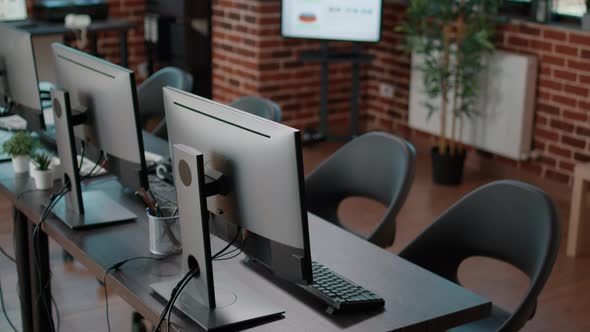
[31,152,54,190]
[2,131,37,174]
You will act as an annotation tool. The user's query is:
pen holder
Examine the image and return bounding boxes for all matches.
[147,207,182,256]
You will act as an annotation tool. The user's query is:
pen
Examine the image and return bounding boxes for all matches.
[135,190,156,214]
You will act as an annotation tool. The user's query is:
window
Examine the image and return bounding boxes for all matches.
[553,0,586,17]
[501,0,588,23]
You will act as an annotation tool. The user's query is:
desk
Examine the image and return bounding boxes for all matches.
[1,142,491,331]
[8,18,135,67]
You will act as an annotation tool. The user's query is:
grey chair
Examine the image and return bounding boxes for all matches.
[229,96,282,122]
[399,180,560,332]
[137,67,193,138]
[305,132,416,248]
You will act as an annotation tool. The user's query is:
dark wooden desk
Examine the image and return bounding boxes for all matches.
[8,18,135,67]
[1,164,491,331]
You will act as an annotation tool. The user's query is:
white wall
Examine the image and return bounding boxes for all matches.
[408,50,538,160]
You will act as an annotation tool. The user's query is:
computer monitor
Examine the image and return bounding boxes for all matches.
[50,43,148,228]
[163,87,313,285]
[0,23,45,131]
[281,0,383,43]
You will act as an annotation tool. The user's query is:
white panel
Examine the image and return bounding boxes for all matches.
[409,50,538,160]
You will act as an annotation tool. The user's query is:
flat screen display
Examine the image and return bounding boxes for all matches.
[0,0,27,21]
[281,0,383,43]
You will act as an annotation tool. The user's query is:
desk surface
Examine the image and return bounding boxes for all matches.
[8,18,134,35]
[0,164,491,331]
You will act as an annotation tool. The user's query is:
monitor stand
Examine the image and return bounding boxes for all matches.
[150,144,283,331]
[49,88,136,229]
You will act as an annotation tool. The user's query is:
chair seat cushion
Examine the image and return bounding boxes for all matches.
[448,305,511,332]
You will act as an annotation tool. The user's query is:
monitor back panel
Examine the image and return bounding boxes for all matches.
[0,24,41,111]
[164,88,312,283]
[52,44,145,167]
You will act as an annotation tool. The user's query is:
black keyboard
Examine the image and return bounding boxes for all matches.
[149,174,177,204]
[303,261,384,314]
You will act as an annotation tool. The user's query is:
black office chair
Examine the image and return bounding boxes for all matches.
[305,132,416,248]
[137,67,193,138]
[399,180,560,332]
[229,96,282,122]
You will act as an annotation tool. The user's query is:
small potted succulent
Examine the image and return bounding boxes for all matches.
[31,152,54,190]
[2,131,37,174]
[583,1,590,31]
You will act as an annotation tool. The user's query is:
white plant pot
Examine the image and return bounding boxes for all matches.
[12,155,30,174]
[31,169,53,190]
[49,157,62,181]
[583,14,590,31]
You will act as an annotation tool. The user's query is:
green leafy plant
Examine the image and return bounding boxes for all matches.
[32,152,52,171]
[397,0,501,155]
[2,131,37,157]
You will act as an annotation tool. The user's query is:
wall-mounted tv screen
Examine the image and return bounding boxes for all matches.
[0,0,27,21]
[281,0,383,43]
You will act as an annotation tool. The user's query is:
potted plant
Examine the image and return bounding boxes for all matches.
[31,152,54,190]
[583,1,590,30]
[2,131,37,174]
[398,0,500,185]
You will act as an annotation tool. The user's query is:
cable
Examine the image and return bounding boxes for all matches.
[82,155,101,179]
[165,265,206,332]
[211,227,241,260]
[31,185,69,332]
[81,153,103,180]
[51,294,60,332]
[160,230,246,331]
[152,266,199,332]
[0,246,15,264]
[15,189,39,202]
[0,273,16,332]
[152,269,194,331]
[78,142,86,173]
[103,253,177,332]
[0,273,17,332]
[32,192,65,332]
[34,189,68,332]
[213,235,248,261]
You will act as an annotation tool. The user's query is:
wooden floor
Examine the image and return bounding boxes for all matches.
[0,136,587,331]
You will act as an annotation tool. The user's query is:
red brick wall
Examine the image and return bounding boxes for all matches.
[493,22,590,184]
[212,0,358,128]
[27,0,590,184]
[363,3,410,133]
[365,6,590,185]
[363,8,590,185]
[96,0,147,78]
[211,0,590,184]
[31,0,148,78]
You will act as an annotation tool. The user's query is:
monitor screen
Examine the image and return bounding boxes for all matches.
[281,0,383,43]
[0,0,27,21]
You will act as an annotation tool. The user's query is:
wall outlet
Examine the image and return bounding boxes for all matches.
[379,83,395,99]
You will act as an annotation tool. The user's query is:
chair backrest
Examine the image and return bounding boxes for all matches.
[305,132,416,248]
[229,96,282,122]
[137,66,193,123]
[399,180,560,331]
